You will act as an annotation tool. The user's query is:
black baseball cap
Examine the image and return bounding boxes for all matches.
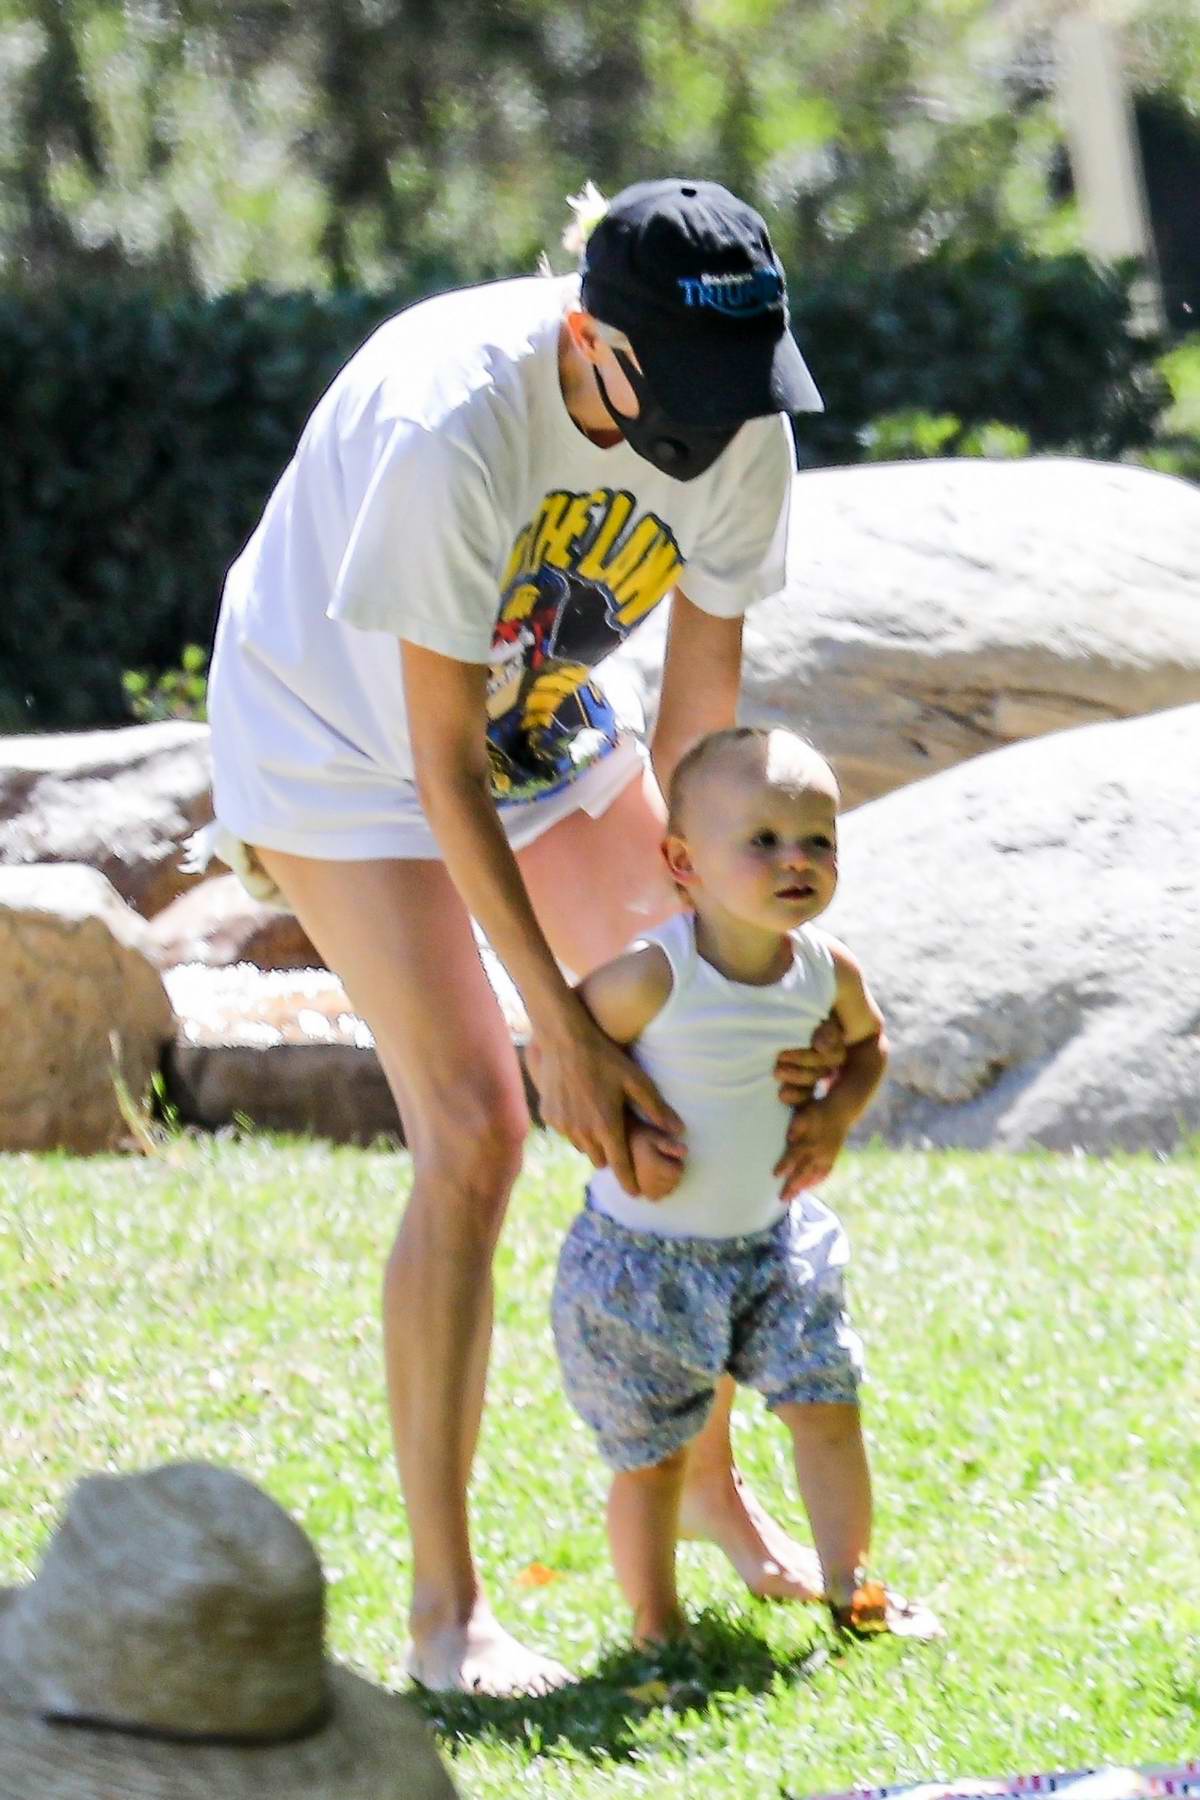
[579,177,823,429]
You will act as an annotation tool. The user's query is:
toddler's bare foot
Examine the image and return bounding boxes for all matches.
[406,1604,572,1697]
[678,1466,822,1601]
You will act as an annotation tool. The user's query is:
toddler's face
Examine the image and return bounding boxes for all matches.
[669,737,839,932]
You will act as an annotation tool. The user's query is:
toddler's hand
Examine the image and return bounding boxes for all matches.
[773,1100,848,1200]
[630,1122,686,1201]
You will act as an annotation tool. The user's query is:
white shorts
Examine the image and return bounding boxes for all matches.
[203,734,647,904]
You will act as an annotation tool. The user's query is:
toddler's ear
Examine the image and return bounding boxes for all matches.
[663,834,697,889]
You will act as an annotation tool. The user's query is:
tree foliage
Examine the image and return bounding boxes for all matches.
[4,0,1189,294]
[0,0,1193,735]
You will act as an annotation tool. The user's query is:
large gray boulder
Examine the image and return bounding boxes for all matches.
[606,458,1200,808]
[826,703,1200,1152]
[0,865,175,1151]
[0,721,213,917]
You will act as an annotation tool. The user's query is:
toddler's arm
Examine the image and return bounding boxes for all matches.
[774,940,888,1199]
[576,945,684,1200]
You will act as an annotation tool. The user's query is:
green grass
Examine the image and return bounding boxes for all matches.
[2,1137,1198,1797]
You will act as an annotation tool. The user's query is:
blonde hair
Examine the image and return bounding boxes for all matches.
[539,180,611,282]
[667,727,838,833]
[562,180,609,257]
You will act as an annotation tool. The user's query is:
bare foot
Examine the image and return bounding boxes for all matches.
[406,1606,572,1697]
[678,1466,823,1602]
[632,1606,690,1651]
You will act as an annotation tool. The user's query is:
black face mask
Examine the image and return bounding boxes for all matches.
[594,350,741,481]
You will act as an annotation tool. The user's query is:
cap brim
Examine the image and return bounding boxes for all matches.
[0,1663,457,1800]
[631,319,823,428]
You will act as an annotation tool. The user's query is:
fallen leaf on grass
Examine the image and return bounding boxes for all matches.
[622,1679,672,1706]
[622,1678,708,1710]
[514,1562,560,1588]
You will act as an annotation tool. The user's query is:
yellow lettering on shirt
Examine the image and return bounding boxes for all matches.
[499,487,684,628]
[610,530,684,626]
[538,492,599,572]
[574,491,637,580]
[592,516,679,621]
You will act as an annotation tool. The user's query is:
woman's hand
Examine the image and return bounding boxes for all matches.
[774,1012,846,1107]
[527,1012,684,1196]
[773,1099,848,1200]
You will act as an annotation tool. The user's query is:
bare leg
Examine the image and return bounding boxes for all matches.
[775,1401,872,1608]
[608,1448,689,1648]
[520,769,822,1603]
[254,849,569,1696]
[676,1378,823,1599]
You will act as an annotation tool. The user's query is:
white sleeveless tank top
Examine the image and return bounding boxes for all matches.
[589,910,839,1239]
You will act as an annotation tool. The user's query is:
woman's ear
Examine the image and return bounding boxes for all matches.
[564,307,602,365]
[663,833,697,890]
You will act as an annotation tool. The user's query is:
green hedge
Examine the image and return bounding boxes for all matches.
[789,248,1166,469]
[0,285,409,731]
[0,249,1167,731]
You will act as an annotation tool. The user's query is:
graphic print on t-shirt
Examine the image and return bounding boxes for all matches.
[487,486,683,804]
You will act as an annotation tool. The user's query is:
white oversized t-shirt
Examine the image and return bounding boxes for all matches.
[209,275,793,831]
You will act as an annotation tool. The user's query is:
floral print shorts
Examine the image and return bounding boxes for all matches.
[551,1197,864,1471]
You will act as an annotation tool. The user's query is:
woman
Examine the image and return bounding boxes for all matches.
[207,177,838,1695]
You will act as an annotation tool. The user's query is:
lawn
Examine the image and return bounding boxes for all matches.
[1,1136,1197,1798]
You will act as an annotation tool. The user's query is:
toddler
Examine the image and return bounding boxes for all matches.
[551,726,938,1646]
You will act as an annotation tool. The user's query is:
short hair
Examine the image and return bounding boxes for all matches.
[666,727,837,833]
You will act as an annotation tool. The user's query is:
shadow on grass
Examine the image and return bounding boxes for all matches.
[415,1608,833,1762]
